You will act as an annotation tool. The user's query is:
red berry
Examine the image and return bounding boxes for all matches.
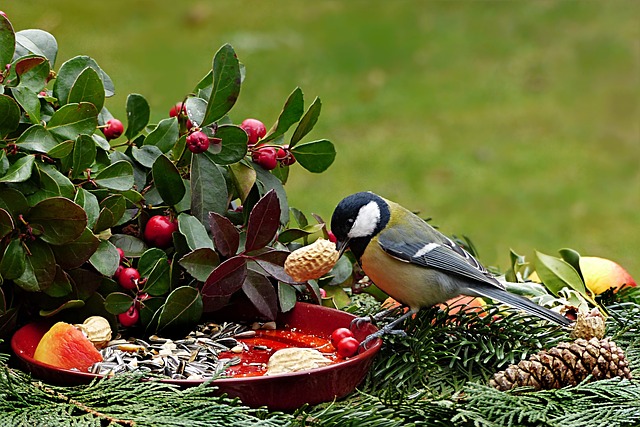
[113,265,124,280]
[251,146,278,170]
[336,336,360,358]
[331,327,355,349]
[169,102,186,118]
[240,118,267,145]
[116,247,125,263]
[102,119,124,141]
[118,305,140,327]
[276,148,287,160]
[186,131,210,154]
[144,215,178,248]
[118,267,140,290]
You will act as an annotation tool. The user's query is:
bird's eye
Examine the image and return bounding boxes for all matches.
[347,218,355,224]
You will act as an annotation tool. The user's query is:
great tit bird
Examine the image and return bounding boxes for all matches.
[330,192,570,340]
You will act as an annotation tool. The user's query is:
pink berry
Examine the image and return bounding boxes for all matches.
[336,336,360,358]
[116,247,125,263]
[331,327,355,349]
[117,267,140,290]
[240,118,267,145]
[251,146,278,170]
[319,288,327,298]
[169,102,186,118]
[102,119,124,141]
[144,215,178,248]
[118,305,140,327]
[113,265,124,280]
[186,131,210,154]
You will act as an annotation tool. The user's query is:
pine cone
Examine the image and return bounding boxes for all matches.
[570,309,606,340]
[490,337,632,391]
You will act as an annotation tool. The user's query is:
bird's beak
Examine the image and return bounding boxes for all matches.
[337,239,350,257]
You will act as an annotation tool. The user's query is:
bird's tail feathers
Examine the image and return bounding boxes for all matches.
[467,284,571,326]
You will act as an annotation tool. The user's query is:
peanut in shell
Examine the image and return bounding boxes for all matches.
[284,238,339,282]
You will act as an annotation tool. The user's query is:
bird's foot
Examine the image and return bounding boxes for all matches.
[359,326,406,350]
[350,306,406,331]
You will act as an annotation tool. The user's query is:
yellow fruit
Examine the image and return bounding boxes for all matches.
[579,256,636,295]
[284,238,339,282]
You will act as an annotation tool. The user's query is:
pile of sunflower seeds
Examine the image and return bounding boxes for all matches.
[89,322,261,380]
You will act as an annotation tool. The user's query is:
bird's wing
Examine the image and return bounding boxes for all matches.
[377,230,502,288]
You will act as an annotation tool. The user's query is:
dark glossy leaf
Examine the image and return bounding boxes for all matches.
[27,197,87,245]
[88,240,120,277]
[179,248,220,282]
[190,152,228,224]
[93,194,126,233]
[324,255,353,287]
[535,251,587,296]
[290,96,321,147]
[15,55,50,93]
[12,86,40,124]
[14,29,58,68]
[0,15,15,69]
[262,87,304,143]
[67,66,105,112]
[208,125,247,165]
[0,208,13,239]
[37,163,75,200]
[16,125,58,154]
[245,189,280,252]
[202,44,241,126]
[68,268,107,301]
[185,97,207,128]
[152,154,185,206]
[74,188,100,229]
[47,140,75,159]
[47,102,98,141]
[277,224,324,244]
[290,139,336,173]
[125,93,150,140]
[144,117,179,153]
[143,258,171,296]
[71,134,97,179]
[0,188,29,218]
[253,165,289,225]
[202,256,247,299]
[0,155,35,183]
[242,270,277,320]
[43,265,72,297]
[278,282,297,313]
[208,212,240,257]
[177,213,213,250]
[104,292,134,315]
[53,56,114,103]
[94,160,134,191]
[39,300,85,317]
[0,238,26,280]
[0,94,21,137]
[14,239,56,291]
[157,286,203,333]
[52,227,100,269]
[109,234,147,257]
[139,295,163,329]
[136,249,167,277]
[132,145,162,168]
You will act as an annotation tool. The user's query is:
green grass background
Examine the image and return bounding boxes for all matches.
[4,1,639,279]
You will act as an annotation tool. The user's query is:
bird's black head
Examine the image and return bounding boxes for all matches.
[330,192,390,260]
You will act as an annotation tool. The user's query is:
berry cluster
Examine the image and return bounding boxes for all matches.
[330,327,360,358]
[240,118,296,170]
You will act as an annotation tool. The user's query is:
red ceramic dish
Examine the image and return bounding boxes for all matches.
[11,302,382,410]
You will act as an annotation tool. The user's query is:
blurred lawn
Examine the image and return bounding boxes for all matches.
[5,1,639,278]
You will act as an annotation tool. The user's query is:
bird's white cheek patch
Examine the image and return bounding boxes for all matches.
[413,242,440,258]
[348,201,380,238]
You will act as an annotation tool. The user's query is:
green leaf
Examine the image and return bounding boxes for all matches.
[43,265,72,297]
[14,29,58,68]
[14,55,50,92]
[202,44,241,126]
[0,238,26,281]
[152,154,185,206]
[142,259,171,297]
[263,87,304,143]
[74,188,100,229]
[47,102,98,141]
[67,66,105,112]
[15,125,58,153]
[0,188,29,218]
[125,93,150,140]
[104,292,134,315]
[0,155,35,183]
[185,97,207,128]
[132,145,162,168]
[39,300,85,317]
[31,163,75,202]
[177,213,214,251]
[0,94,21,137]
[208,125,248,165]
[93,194,126,233]
[558,248,584,282]
[157,286,203,333]
[26,197,87,245]
[137,248,167,277]
[89,240,120,277]
[94,160,134,191]
[290,96,321,147]
[229,162,257,202]
[253,165,289,225]
[47,140,75,159]
[109,234,147,257]
[0,208,13,239]
[535,250,588,297]
[143,117,179,153]
[71,134,97,179]
[179,248,220,282]
[190,153,228,223]
[277,224,324,244]
[11,86,41,124]
[0,14,15,69]
[51,227,100,269]
[290,139,336,173]
[53,55,114,104]
[278,282,297,313]
[14,239,57,292]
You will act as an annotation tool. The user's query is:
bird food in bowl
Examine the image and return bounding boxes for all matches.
[12,302,382,410]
